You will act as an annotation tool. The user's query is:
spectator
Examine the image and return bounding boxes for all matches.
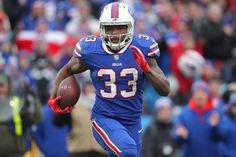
[207,76,224,108]
[20,0,51,30]
[200,3,235,62]
[0,11,11,42]
[173,80,222,157]
[32,103,69,157]
[2,0,26,31]
[54,1,71,30]
[58,37,76,68]
[222,56,236,82]
[187,2,204,41]
[142,97,179,157]
[17,52,35,90]
[29,39,57,104]
[0,40,13,64]
[0,72,42,157]
[65,0,99,35]
[205,91,236,157]
[222,82,236,106]
[219,92,236,157]
[174,49,205,105]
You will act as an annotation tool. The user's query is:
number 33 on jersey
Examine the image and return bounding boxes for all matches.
[73,34,160,122]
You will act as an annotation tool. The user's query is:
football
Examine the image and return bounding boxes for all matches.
[57,75,81,109]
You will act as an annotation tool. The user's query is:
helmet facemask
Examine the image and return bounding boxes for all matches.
[100,22,133,51]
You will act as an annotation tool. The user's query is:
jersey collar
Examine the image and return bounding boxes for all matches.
[102,39,132,55]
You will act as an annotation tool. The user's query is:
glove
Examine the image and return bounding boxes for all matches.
[48,96,74,114]
[130,45,150,73]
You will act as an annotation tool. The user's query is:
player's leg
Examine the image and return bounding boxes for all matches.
[91,118,138,157]
[125,122,142,157]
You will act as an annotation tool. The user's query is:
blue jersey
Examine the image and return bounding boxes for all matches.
[74,34,160,125]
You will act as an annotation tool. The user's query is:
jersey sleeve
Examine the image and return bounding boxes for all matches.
[73,35,98,59]
[72,35,99,69]
[135,34,160,60]
[73,41,82,58]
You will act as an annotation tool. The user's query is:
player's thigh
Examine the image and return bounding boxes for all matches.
[92,118,138,157]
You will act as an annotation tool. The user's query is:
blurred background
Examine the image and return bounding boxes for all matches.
[0,0,235,157]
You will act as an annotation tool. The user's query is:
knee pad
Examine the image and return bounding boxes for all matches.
[119,148,137,157]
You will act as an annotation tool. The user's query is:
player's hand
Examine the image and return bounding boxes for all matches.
[48,96,74,114]
[129,45,150,73]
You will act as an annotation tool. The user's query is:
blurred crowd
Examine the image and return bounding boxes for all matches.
[0,0,235,157]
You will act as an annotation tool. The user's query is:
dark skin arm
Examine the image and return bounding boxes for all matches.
[50,57,89,98]
[144,59,170,96]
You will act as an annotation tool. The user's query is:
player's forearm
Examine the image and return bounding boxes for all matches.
[50,65,73,98]
[50,58,88,98]
[145,68,170,96]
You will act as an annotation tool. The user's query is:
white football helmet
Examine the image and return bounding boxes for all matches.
[178,49,205,79]
[99,2,134,51]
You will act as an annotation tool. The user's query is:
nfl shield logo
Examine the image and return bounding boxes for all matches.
[114,55,119,60]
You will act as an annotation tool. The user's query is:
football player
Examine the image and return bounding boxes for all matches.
[49,2,170,157]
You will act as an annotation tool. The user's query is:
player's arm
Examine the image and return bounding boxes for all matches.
[130,45,170,96]
[49,57,88,114]
[145,59,170,96]
[50,57,88,98]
